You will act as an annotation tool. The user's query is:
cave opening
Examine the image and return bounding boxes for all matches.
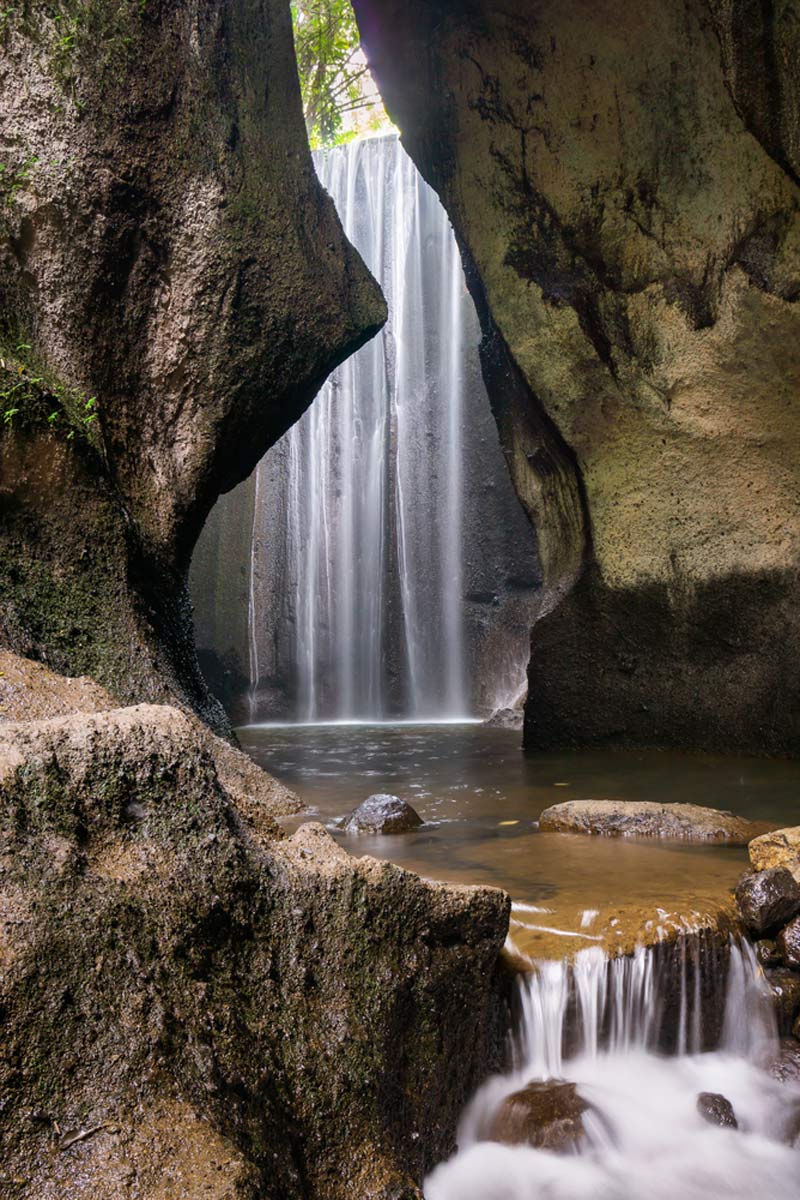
[190,5,541,729]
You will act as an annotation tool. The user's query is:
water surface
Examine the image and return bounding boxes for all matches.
[241,724,800,956]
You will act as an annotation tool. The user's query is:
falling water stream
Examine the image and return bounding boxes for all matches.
[233,133,540,724]
[426,940,800,1199]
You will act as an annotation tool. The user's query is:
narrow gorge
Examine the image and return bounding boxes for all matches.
[0,1,799,1198]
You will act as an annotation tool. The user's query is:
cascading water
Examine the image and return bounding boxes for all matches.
[426,938,800,1199]
[230,133,540,724]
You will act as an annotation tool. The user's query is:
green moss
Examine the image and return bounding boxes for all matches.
[0,340,102,451]
[2,1,150,102]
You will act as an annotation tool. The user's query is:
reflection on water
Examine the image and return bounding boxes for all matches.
[240,723,800,955]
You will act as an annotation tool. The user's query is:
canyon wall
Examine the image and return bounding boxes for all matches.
[353,0,800,754]
[0,0,385,731]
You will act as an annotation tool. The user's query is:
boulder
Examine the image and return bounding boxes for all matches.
[342,794,424,835]
[539,800,757,844]
[777,916,800,969]
[765,969,800,1036]
[735,870,800,937]
[0,705,510,1198]
[697,1092,738,1130]
[484,707,524,731]
[749,828,800,883]
[483,1081,591,1152]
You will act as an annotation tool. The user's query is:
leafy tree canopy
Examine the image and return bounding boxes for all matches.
[291,0,385,148]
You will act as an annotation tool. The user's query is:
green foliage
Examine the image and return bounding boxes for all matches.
[291,0,385,148]
[0,341,102,450]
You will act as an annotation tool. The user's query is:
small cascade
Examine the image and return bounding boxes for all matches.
[426,937,800,1200]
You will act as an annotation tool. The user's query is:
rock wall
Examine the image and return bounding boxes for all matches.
[0,0,385,732]
[352,0,800,754]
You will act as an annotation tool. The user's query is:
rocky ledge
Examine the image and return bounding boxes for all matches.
[0,671,510,1198]
[538,799,760,844]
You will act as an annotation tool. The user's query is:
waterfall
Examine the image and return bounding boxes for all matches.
[279,134,469,721]
[221,133,540,725]
[426,938,800,1200]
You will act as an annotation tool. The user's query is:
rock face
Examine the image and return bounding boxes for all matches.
[0,703,510,1198]
[750,827,800,881]
[539,799,758,843]
[697,1092,738,1130]
[0,3,385,731]
[735,869,800,937]
[353,0,800,755]
[483,1080,590,1151]
[342,793,424,835]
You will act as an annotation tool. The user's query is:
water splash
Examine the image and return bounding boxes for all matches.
[426,937,800,1200]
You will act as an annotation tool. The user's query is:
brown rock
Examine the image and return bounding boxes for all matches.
[735,869,800,937]
[697,1092,738,1129]
[755,938,783,968]
[342,794,424,835]
[539,799,757,844]
[0,704,509,1198]
[749,828,800,883]
[765,968,800,1036]
[777,916,800,969]
[484,1081,590,1151]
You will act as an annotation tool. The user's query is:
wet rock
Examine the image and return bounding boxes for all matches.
[484,706,524,731]
[697,1092,738,1129]
[484,1081,591,1151]
[749,828,800,883]
[539,800,757,844]
[342,794,424,835]
[768,1039,800,1083]
[765,968,800,1035]
[735,869,800,937]
[0,704,510,1197]
[756,938,783,968]
[778,916,800,969]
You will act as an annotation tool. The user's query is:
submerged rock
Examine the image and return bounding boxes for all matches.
[697,1092,738,1129]
[484,1081,591,1151]
[735,869,800,937]
[539,799,757,844]
[749,827,800,882]
[342,794,424,835]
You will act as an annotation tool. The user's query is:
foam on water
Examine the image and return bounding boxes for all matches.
[425,939,800,1199]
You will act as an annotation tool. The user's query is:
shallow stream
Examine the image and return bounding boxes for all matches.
[241,723,800,1198]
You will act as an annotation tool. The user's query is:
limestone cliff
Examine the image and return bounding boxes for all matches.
[353,0,800,754]
[0,0,385,731]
